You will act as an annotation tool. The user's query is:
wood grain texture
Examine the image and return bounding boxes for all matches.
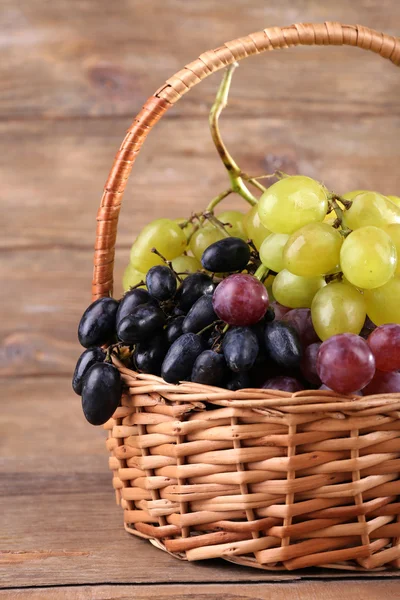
[1,0,400,120]
[2,114,400,252]
[2,0,400,592]
[2,581,400,599]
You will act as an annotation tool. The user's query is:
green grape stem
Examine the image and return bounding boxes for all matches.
[328,194,352,236]
[209,63,258,207]
[203,212,231,237]
[206,188,233,213]
[254,264,269,282]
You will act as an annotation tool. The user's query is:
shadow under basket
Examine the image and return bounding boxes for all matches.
[94,22,400,571]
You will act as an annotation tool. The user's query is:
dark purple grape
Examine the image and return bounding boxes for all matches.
[182,295,217,334]
[166,316,185,344]
[283,309,319,347]
[78,297,119,348]
[201,237,250,273]
[72,347,106,395]
[133,333,168,376]
[317,334,375,394]
[265,306,275,322]
[367,324,400,372]
[222,327,259,372]
[300,342,322,386]
[271,301,291,320]
[363,370,400,395]
[117,303,166,344]
[176,273,216,312]
[225,371,251,390]
[82,362,122,425]
[146,265,177,301]
[191,350,227,386]
[116,288,152,327]
[264,321,302,369]
[161,333,204,383]
[262,376,304,393]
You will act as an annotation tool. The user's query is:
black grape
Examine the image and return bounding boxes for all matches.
[201,237,250,273]
[117,303,166,344]
[225,371,251,391]
[264,321,303,369]
[78,297,119,348]
[222,327,259,372]
[176,273,216,312]
[146,266,177,301]
[166,316,185,344]
[72,347,106,395]
[182,295,217,334]
[133,333,168,376]
[191,350,227,386]
[116,288,153,327]
[161,333,204,383]
[81,362,122,425]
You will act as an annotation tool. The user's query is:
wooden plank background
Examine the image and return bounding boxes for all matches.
[1,1,400,596]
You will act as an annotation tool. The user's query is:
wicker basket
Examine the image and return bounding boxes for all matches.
[94,22,400,571]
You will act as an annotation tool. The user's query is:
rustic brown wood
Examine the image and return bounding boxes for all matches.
[2,0,400,592]
[1,581,400,599]
[2,113,400,252]
[1,0,400,120]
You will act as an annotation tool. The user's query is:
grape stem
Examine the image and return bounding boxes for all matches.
[209,63,258,206]
[254,264,269,282]
[328,194,352,236]
[151,248,183,282]
[206,188,233,212]
[203,212,231,237]
[197,320,223,336]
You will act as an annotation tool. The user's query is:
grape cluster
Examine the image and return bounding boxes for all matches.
[75,175,400,426]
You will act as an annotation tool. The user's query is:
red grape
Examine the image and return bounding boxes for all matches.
[213,274,269,326]
[271,301,291,320]
[363,370,400,395]
[301,342,322,385]
[367,324,400,372]
[316,333,375,394]
[262,376,304,393]
[283,308,319,347]
[319,383,362,396]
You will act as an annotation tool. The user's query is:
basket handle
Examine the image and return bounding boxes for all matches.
[92,22,400,300]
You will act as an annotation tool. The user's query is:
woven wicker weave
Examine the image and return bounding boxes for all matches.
[96,23,400,570]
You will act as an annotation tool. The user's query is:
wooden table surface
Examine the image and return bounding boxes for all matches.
[2,1,400,597]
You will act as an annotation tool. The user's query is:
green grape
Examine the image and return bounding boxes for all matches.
[311,282,366,341]
[171,254,202,278]
[343,191,400,230]
[216,210,247,240]
[130,219,187,272]
[174,218,195,242]
[259,233,289,272]
[340,226,397,289]
[388,195,400,207]
[243,204,270,249]
[364,277,400,325]
[272,269,326,309]
[189,225,226,261]
[258,175,328,234]
[342,190,369,201]
[283,222,343,277]
[122,264,146,292]
[383,224,400,276]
